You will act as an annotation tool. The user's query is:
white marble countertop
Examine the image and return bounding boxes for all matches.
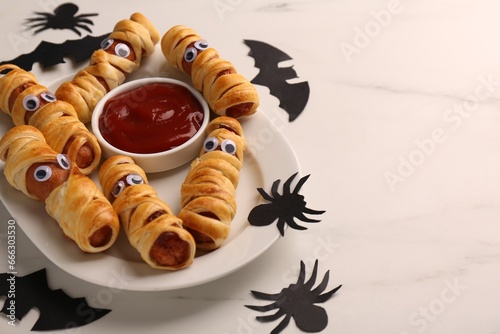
[1,0,500,333]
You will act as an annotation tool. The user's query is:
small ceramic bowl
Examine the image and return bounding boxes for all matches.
[91,77,210,173]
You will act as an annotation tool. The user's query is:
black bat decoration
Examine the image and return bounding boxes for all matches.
[0,33,109,72]
[248,173,325,236]
[0,269,110,331]
[243,39,310,122]
[245,260,342,334]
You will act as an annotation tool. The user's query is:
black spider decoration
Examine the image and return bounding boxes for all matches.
[245,260,341,334]
[25,3,98,36]
[248,172,325,236]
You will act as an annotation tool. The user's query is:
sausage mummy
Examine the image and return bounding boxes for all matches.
[178,116,246,251]
[98,155,195,270]
[0,125,119,253]
[0,64,102,175]
[55,12,160,123]
[161,25,259,119]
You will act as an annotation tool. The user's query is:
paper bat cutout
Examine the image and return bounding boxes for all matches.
[0,269,110,331]
[0,33,109,72]
[248,173,325,236]
[243,39,310,122]
[245,259,342,333]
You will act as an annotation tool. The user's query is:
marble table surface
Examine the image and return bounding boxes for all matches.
[1,0,500,333]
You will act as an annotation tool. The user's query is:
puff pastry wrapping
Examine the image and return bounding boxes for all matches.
[0,125,56,199]
[0,64,102,175]
[55,12,160,123]
[0,64,38,125]
[178,116,246,251]
[161,25,259,118]
[45,168,120,253]
[0,125,119,253]
[98,155,195,270]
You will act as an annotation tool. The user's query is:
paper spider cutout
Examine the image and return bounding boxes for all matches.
[246,260,341,334]
[0,269,110,331]
[25,3,98,36]
[248,172,325,236]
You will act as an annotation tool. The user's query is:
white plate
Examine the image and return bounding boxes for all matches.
[0,82,300,290]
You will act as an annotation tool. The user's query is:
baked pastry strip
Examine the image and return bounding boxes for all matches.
[161,25,259,118]
[0,64,102,175]
[55,12,160,123]
[98,155,195,270]
[178,116,246,251]
[0,125,119,253]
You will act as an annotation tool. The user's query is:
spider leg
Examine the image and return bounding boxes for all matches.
[295,260,306,285]
[286,217,309,231]
[311,268,328,295]
[75,13,98,19]
[255,308,286,322]
[245,301,279,312]
[257,187,274,202]
[33,26,50,34]
[75,23,93,33]
[271,314,292,334]
[283,172,298,195]
[76,18,95,26]
[270,178,282,197]
[31,12,51,17]
[292,173,310,194]
[25,17,50,24]
[316,283,342,303]
[277,217,288,236]
[249,290,281,301]
[307,267,342,303]
[24,13,50,26]
[303,206,326,215]
[303,259,319,290]
[25,21,48,29]
[296,211,322,223]
[69,27,83,36]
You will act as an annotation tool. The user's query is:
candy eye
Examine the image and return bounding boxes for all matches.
[100,37,113,50]
[22,94,40,111]
[40,91,56,103]
[56,154,70,170]
[34,165,52,182]
[194,39,209,51]
[203,137,218,152]
[115,43,130,58]
[126,174,144,186]
[111,180,125,197]
[221,139,237,155]
[184,47,197,63]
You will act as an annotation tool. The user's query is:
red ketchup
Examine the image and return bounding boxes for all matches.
[99,83,205,154]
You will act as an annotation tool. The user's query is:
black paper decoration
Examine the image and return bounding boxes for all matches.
[244,39,310,122]
[246,260,341,334]
[0,269,110,331]
[0,3,105,71]
[0,33,109,72]
[25,3,98,36]
[248,173,325,236]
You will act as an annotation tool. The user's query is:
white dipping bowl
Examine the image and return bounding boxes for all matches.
[91,77,209,173]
